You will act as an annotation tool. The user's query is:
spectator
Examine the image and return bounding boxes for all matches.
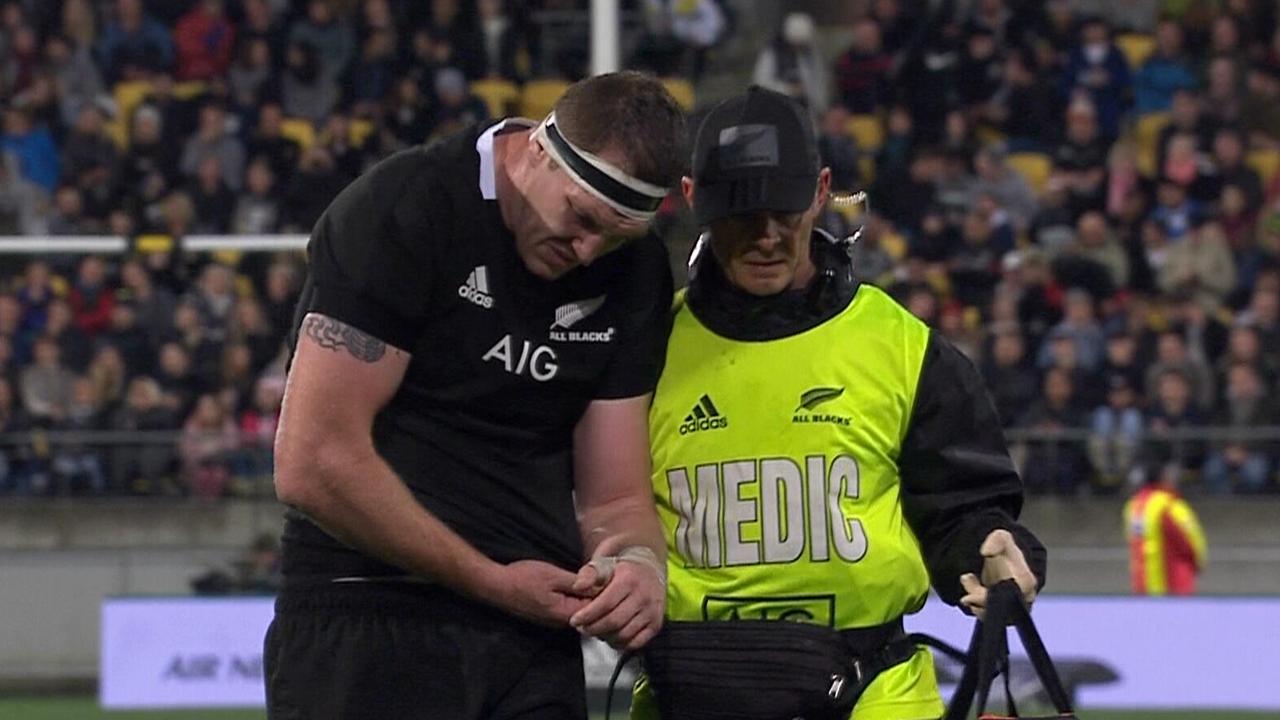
[1150,178,1203,241]
[179,392,238,500]
[1204,362,1277,493]
[42,299,92,374]
[1203,127,1263,212]
[245,103,301,182]
[173,0,235,82]
[188,155,235,234]
[430,67,488,138]
[1052,99,1108,217]
[120,105,179,213]
[968,144,1038,232]
[1201,55,1243,131]
[186,263,237,342]
[1062,15,1131,139]
[1161,132,1210,197]
[833,17,892,114]
[1133,19,1196,116]
[1216,323,1278,391]
[898,17,963,143]
[1146,329,1217,414]
[0,150,47,235]
[86,344,126,415]
[315,112,366,181]
[1145,368,1208,472]
[288,0,354,82]
[43,34,104,131]
[1159,221,1237,311]
[0,376,34,492]
[19,335,75,425]
[58,0,98,55]
[476,0,538,82]
[180,100,246,192]
[101,302,152,378]
[982,326,1040,428]
[119,258,177,340]
[94,0,174,83]
[109,375,177,494]
[1238,280,1280,357]
[240,0,286,64]
[231,158,281,235]
[1168,290,1230,366]
[753,12,827,116]
[261,261,300,344]
[1062,211,1129,291]
[283,145,344,232]
[1089,373,1144,492]
[1241,63,1280,149]
[1039,288,1106,373]
[228,36,274,111]
[67,255,115,338]
[641,0,725,80]
[229,297,280,373]
[51,375,106,494]
[816,106,860,191]
[1102,329,1147,401]
[155,339,204,419]
[383,75,432,149]
[983,47,1055,152]
[958,26,1004,109]
[279,39,338,125]
[949,208,1001,309]
[873,105,915,201]
[61,98,118,183]
[46,184,98,236]
[16,259,54,338]
[1018,366,1090,495]
[349,30,397,116]
[237,374,283,484]
[1157,89,1216,170]
[1,106,59,191]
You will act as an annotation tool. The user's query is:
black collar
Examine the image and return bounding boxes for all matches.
[686,229,860,342]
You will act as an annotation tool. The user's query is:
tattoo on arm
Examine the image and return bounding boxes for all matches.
[303,315,388,363]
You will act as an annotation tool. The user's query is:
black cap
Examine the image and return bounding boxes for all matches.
[690,86,820,226]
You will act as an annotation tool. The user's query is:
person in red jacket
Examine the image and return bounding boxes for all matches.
[174,0,236,81]
[1124,463,1208,595]
[68,255,116,338]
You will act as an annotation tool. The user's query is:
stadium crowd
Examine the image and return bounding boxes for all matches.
[0,0,1277,498]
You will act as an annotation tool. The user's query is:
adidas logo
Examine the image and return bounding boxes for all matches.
[458,266,494,308]
[679,394,728,435]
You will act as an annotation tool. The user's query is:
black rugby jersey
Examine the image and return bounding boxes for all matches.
[282,121,674,577]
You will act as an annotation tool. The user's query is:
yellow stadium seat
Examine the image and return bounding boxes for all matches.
[111,80,154,149]
[520,79,570,120]
[349,118,375,147]
[1006,152,1053,196]
[1247,148,1280,187]
[471,79,521,118]
[846,114,884,153]
[134,234,174,254]
[662,77,696,111]
[172,81,208,100]
[975,126,1007,147]
[280,118,316,151]
[1117,33,1156,69]
[1135,112,1171,177]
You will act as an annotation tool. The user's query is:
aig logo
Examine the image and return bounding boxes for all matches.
[483,334,558,381]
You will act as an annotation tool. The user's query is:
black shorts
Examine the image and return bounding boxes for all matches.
[264,580,587,720]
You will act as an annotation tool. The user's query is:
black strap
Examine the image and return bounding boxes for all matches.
[945,581,1075,719]
[605,649,639,720]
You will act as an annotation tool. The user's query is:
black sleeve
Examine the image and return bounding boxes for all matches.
[593,237,675,399]
[304,150,435,351]
[899,331,1048,606]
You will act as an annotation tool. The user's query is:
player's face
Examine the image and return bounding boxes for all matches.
[518,138,651,280]
[691,168,830,297]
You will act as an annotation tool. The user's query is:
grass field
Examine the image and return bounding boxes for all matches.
[0,698,1276,720]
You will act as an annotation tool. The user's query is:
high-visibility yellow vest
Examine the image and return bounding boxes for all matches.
[649,285,933,629]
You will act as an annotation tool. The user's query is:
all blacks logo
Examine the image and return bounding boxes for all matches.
[679,416,728,434]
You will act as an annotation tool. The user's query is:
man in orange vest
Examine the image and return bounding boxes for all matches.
[1124,463,1208,595]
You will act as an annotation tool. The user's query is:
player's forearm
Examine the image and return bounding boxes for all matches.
[578,495,666,562]
[276,446,503,599]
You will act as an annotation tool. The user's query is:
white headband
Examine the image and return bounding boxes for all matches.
[533,112,669,221]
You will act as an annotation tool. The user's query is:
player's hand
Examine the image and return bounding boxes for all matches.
[569,553,665,651]
[959,529,1037,620]
[492,560,592,627]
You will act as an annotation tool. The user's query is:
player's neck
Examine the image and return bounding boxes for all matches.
[492,130,530,236]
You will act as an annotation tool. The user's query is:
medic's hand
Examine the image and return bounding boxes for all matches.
[569,547,666,651]
[959,529,1038,620]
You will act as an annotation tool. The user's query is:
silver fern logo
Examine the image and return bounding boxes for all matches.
[549,295,614,343]
[551,295,607,330]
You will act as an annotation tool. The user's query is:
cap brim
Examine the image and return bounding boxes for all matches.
[693,174,817,226]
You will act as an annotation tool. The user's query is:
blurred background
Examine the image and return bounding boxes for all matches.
[1,0,1278,718]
